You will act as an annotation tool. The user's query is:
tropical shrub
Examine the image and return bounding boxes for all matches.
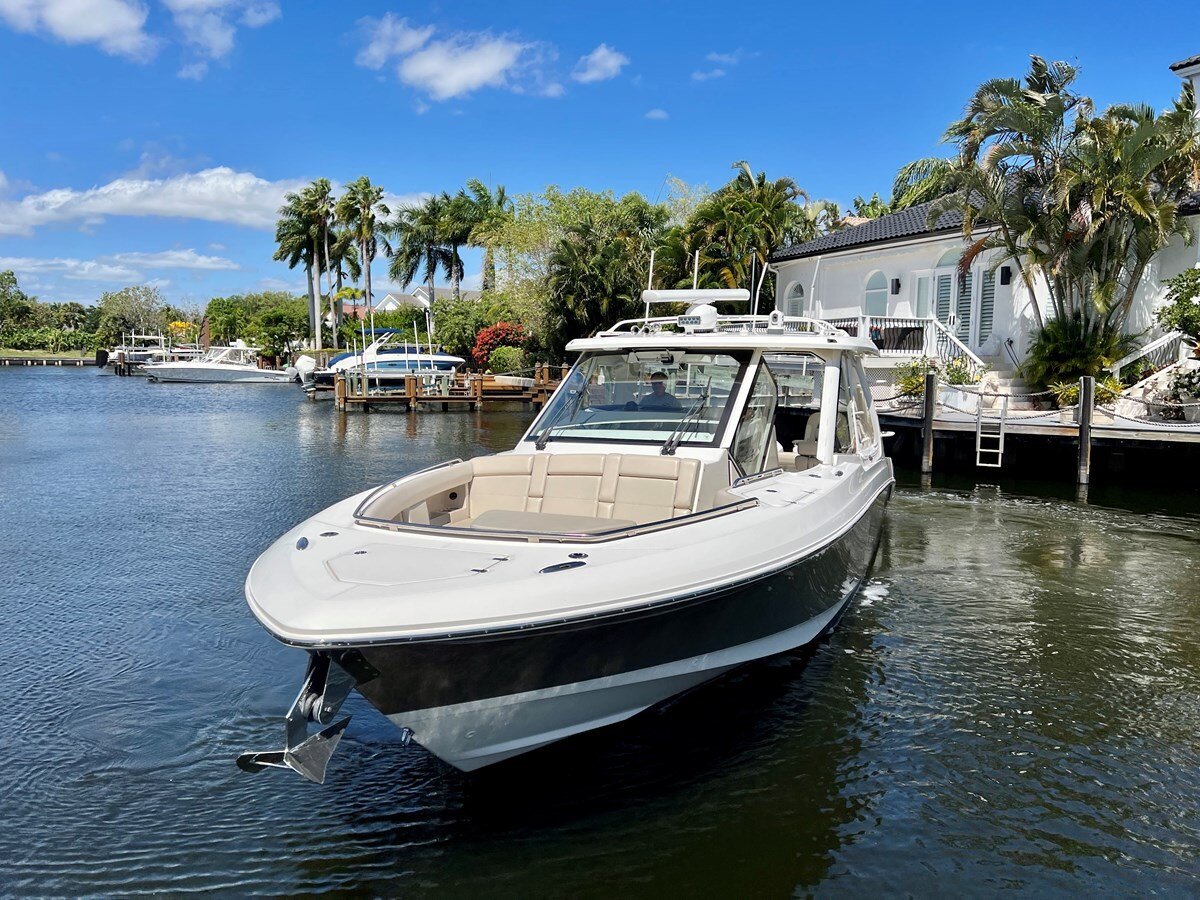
[487,346,525,374]
[472,321,525,368]
[894,356,980,396]
[1155,269,1200,337]
[0,326,98,352]
[1048,377,1123,407]
[1170,367,1200,399]
[1021,312,1137,391]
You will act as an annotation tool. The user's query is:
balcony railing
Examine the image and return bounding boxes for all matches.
[824,315,985,370]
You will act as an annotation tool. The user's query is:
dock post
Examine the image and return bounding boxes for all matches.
[921,371,937,475]
[1077,375,1094,485]
[334,373,346,411]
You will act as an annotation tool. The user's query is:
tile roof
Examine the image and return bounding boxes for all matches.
[772,192,1200,263]
[1169,54,1200,71]
[770,201,966,262]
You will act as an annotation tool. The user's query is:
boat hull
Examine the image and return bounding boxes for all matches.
[323,486,889,770]
[145,365,295,383]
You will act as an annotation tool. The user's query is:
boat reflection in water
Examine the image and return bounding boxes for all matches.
[238,290,894,780]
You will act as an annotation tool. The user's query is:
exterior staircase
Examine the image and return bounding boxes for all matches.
[978,370,1042,410]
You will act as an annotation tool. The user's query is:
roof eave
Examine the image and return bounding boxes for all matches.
[770,223,974,264]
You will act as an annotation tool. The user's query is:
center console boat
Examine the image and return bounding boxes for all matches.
[237,290,894,781]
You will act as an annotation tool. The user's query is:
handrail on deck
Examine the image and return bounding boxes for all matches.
[599,314,845,337]
[1108,330,1191,379]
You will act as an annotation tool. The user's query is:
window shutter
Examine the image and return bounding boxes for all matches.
[979,272,995,343]
[935,273,953,323]
[956,271,973,338]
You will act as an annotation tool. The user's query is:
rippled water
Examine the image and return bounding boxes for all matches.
[2,368,1198,896]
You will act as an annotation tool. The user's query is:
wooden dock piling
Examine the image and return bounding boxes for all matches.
[1077,375,1094,485]
[921,371,937,474]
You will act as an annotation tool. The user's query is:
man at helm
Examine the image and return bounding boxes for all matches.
[639,371,682,411]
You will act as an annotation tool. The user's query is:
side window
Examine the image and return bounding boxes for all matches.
[864,271,888,317]
[731,362,778,475]
[843,357,879,452]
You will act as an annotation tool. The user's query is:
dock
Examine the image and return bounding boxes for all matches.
[1,356,95,367]
[332,365,565,412]
[880,373,1200,485]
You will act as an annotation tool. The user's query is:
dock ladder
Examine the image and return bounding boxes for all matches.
[975,396,1008,468]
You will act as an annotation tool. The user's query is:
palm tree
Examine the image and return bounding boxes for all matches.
[463,179,513,292]
[336,177,390,337]
[440,191,472,301]
[275,179,336,351]
[388,194,453,312]
[682,160,807,306]
[273,192,319,346]
[890,157,963,210]
[933,55,1200,335]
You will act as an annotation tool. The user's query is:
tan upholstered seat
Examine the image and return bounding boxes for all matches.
[469,509,635,534]
[464,453,701,529]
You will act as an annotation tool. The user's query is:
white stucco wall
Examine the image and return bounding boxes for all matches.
[774,217,1200,365]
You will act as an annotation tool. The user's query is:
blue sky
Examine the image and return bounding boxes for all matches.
[0,0,1196,309]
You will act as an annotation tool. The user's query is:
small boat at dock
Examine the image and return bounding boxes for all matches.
[237,290,893,781]
[300,329,464,393]
[144,344,298,383]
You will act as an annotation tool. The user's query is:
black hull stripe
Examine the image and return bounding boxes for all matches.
[327,488,890,713]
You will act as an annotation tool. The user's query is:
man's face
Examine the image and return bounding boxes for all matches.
[651,377,666,394]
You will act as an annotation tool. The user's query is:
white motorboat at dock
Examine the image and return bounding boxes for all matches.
[144,343,298,383]
[238,289,894,780]
[300,329,465,393]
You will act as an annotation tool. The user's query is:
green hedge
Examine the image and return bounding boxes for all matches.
[487,345,526,374]
[0,327,99,352]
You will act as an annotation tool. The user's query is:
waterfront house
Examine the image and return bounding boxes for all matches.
[374,286,481,313]
[770,53,1200,383]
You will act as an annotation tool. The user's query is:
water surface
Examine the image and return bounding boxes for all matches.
[2,368,1198,895]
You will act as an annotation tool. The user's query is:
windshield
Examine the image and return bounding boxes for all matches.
[527,349,749,446]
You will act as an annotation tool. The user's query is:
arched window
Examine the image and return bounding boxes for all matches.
[936,249,961,268]
[863,271,888,316]
[784,282,805,317]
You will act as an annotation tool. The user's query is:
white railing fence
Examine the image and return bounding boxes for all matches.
[1108,330,1193,380]
[824,315,986,372]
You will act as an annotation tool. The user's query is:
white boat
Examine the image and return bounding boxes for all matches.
[237,290,894,781]
[144,344,298,383]
[301,329,465,392]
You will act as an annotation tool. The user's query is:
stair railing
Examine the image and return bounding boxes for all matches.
[1108,331,1191,380]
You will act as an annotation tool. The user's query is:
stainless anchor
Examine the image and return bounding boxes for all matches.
[237,654,356,784]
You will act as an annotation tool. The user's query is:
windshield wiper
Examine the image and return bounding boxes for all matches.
[661,385,710,456]
[534,379,587,450]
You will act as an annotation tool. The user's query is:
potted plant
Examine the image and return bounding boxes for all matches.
[1155,269,1200,357]
[1049,378,1122,423]
[1168,368,1200,423]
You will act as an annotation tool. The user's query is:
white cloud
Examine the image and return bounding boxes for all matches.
[0,0,154,59]
[110,249,239,270]
[706,50,744,65]
[355,13,432,69]
[571,43,628,83]
[0,256,141,282]
[644,108,669,120]
[177,60,208,79]
[163,0,280,75]
[208,242,225,251]
[355,17,559,101]
[691,68,725,81]
[0,166,308,236]
[399,33,528,101]
[240,1,278,28]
